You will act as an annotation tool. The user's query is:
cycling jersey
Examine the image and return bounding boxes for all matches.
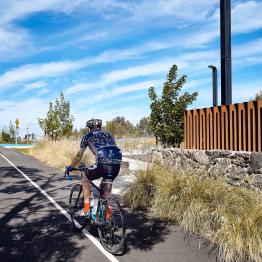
[80,131,122,164]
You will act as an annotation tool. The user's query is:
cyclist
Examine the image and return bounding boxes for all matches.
[66,119,122,217]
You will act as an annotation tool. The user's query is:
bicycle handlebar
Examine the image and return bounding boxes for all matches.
[64,164,86,179]
[64,165,101,193]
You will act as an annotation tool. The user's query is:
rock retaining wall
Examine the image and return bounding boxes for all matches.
[150,148,262,191]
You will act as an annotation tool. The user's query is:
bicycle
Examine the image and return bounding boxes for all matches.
[64,165,126,255]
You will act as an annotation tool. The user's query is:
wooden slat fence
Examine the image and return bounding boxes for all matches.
[184,100,262,152]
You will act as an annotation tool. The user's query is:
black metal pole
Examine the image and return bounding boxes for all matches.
[220,0,232,105]
[208,65,218,107]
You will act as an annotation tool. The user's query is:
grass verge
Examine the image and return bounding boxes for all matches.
[123,165,262,262]
[28,140,94,169]
[13,148,31,155]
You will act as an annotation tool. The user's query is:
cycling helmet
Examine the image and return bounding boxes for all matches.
[86,119,102,130]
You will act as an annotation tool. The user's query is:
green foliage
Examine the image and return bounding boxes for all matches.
[71,127,89,139]
[136,117,152,136]
[148,64,198,147]
[0,121,16,143]
[1,128,12,143]
[9,121,16,140]
[38,92,74,140]
[255,90,262,101]
[104,116,136,138]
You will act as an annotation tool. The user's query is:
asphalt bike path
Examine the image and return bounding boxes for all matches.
[0,147,217,262]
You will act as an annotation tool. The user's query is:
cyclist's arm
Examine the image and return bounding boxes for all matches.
[70,148,85,167]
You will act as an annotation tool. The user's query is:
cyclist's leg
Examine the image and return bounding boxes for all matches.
[82,165,99,213]
[100,164,120,197]
[81,174,90,212]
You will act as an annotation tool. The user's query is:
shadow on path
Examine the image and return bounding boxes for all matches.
[0,166,86,262]
[121,208,171,254]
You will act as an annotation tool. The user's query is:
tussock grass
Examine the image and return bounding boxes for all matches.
[29,140,94,169]
[123,165,159,208]
[124,165,262,262]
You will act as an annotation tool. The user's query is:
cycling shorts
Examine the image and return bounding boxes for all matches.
[84,163,120,181]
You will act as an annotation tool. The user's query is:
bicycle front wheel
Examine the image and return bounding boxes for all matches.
[98,197,126,254]
[69,183,86,231]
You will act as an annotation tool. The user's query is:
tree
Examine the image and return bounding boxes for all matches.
[1,126,11,142]
[136,117,151,136]
[148,64,198,147]
[38,92,74,140]
[255,90,262,101]
[54,92,74,137]
[9,121,16,141]
[104,116,136,138]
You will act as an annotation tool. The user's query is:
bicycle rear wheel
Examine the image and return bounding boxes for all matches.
[69,183,86,231]
[98,197,126,254]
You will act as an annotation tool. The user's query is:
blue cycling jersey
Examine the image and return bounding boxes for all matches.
[80,131,122,164]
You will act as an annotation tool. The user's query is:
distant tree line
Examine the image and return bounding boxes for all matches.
[37,92,153,140]
[71,116,152,139]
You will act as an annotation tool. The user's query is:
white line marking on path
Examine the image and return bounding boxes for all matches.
[0,153,119,262]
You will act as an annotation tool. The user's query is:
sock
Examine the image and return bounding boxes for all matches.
[106,206,112,219]
[84,202,90,213]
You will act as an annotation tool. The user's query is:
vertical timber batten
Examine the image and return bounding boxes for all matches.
[184,100,261,152]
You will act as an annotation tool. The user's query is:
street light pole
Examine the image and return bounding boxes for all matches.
[220,0,232,105]
[208,65,218,107]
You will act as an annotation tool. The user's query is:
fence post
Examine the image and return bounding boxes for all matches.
[229,104,237,151]
[258,100,262,152]
[247,102,256,152]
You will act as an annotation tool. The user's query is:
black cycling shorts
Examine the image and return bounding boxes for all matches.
[84,163,120,181]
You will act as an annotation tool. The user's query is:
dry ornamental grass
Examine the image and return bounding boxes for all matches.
[123,165,262,262]
[29,140,94,169]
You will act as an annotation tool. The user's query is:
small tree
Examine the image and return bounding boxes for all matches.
[38,92,74,140]
[1,127,11,143]
[9,121,16,141]
[148,64,198,147]
[54,92,74,137]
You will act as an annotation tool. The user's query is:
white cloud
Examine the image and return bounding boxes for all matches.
[234,38,262,58]
[24,81,47,91]
[0,59,89,89]
[0,46,158,91]
[132,0,218,24]
[0,0,132,25]
[102,61,172,83]
[232,1,262,33]
[37,88,50,96]
[0,25,32,60]
[73,79,162,108]
[65,49,218,95]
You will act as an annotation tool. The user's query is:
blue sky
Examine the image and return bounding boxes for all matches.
[0,0,262,136]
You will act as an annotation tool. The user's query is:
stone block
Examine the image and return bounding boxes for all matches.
[249,152,262,174]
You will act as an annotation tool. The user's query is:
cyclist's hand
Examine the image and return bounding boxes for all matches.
[66,165,74,173]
